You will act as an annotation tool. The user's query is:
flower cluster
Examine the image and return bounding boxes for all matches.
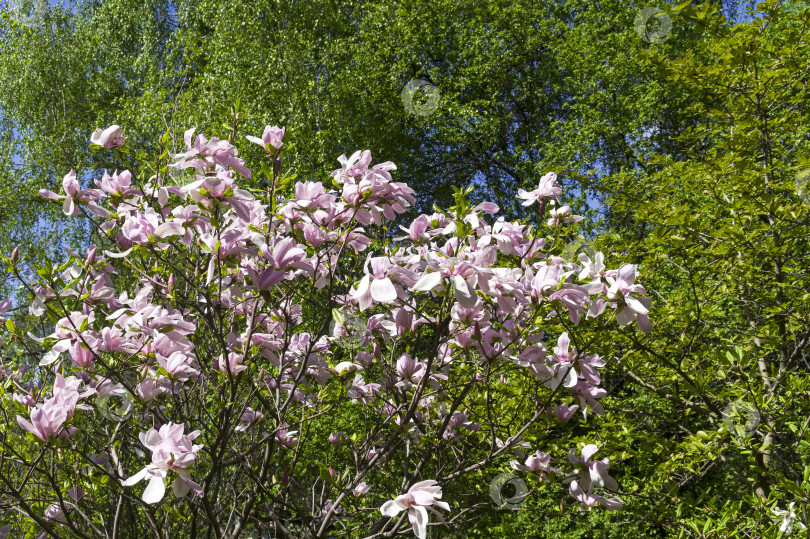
[11,122,658,536]
[122,423,204,503]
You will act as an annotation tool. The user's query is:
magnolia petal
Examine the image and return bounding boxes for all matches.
[206,256,216,286]
[39,350,60,366]
[172,478,191,498]
[370,277,397,303]
[87,203,113,218]
[154,222,185,239]
[142,474,166,504]
[62,197,77,216]
[615,306,635,326]
[581,444,599,463]
[412,271,442,292]
[103,248,133,259]
[624,296,649,315]
[380,499,404,517]
[409,505,429,539]
[410,491,435,506]
[121,467,149,487]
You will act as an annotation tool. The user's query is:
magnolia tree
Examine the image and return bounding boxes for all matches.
[0,124,652,538]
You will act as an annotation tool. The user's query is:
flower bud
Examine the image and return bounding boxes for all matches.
[329,432,347,446]
[167,274,176,296]
[10,247,18,265]
[84,246,97,269]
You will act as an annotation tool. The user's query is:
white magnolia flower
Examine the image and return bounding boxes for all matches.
[380,480,449,539]
[772,502,807,535]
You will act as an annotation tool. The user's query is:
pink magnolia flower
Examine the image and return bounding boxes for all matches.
[44,503,65,523]
[329,432,347,446]
[510,450,559,475]
[215,352,246,376]
[96,170,139,197]
[90,125,125,149]
[122,423,203,503]
[67,487,85,502]
[604,264,652,333]
[353,481,371,496]
[17,404,69,442]
[352,256,400,311]
[246,125,285,153]
[236,408,264,432]
[135,377,167,402]
[275,426,299,449]
[68,341,94,369]
[547,205,584,227]
[13,393,35,407]
[395,354,426,388]
[563,444,623,510]
[567,444,619,491]
[534,332,579,390]
[39,170,106,217]
[568,480,624,511]
[380,480,449,539]
[346,374,380,403]
[412,255,479,309]
[16,374,92,442]
[550,403,579,422]
[442,411,480,439]
[516,172,562,206]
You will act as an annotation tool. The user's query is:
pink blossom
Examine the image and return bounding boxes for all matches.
[605,264,653,333]
[510,450,559,475]
[90,125,125,148]
[547,205,584,227]
[516,172,562,206]
[353,482,371,496]
[122,423,203,503]
[215,353,246,376]
[352,256,400,311]
[246,125,285,153]
[236,408,264,432]
[380,480,449,539]
[563,444,623,510]
[39,170,106,217]
[329,432,347,446]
